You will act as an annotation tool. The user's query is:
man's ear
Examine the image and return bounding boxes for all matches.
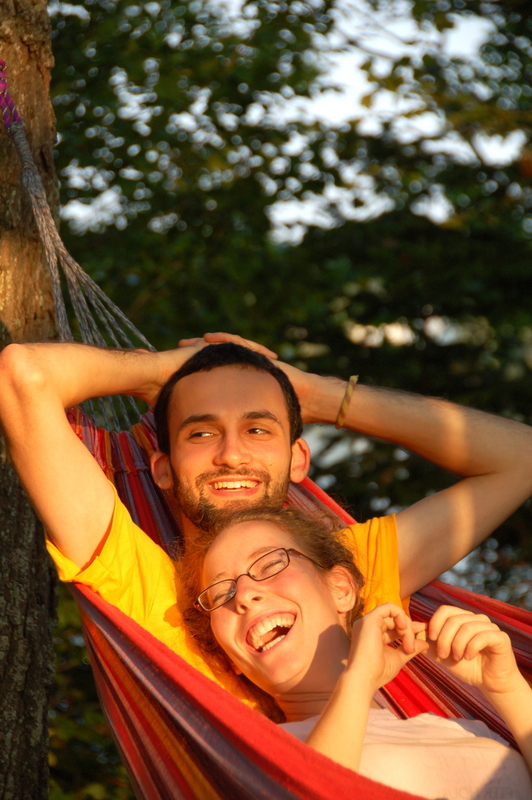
[325,566,358,616]
[150,450,174,490]
[289,437,311,483]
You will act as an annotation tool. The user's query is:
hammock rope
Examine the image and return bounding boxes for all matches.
[3,57,532,800]
[0,59,155,430]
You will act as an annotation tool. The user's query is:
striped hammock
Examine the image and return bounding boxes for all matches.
[3,59,532,799]
[70,407,532,800]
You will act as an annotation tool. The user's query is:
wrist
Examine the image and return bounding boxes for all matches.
[301,374,347,425]
[481,672,530,706]
[339,662,379,699]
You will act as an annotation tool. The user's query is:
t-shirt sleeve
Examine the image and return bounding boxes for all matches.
[342,514,408,613]
[45,482,177,628]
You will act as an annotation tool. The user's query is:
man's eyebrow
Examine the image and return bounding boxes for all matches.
[243,410,282,425]
[178,409,282,434]
[178,413,218,432]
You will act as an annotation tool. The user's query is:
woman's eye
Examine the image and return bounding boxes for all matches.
[257,556,284,576]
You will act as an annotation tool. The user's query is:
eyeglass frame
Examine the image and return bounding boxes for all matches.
[195,547,322,612]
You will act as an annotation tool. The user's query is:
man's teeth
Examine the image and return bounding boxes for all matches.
[212,480,257,490]
[248,614,295,652]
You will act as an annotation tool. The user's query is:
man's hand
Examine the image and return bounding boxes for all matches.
[178,332,327,422]
[178,332,277,359]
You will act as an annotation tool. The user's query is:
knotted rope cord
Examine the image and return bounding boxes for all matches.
[0,60,156,430]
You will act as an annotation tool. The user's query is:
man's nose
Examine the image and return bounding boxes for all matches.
[213,432,251,468]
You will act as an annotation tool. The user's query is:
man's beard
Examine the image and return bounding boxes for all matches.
[172,466,290,532]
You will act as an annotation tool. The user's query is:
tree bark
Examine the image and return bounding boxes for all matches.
[0,1,58,797]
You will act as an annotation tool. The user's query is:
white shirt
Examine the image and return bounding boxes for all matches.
[281,708,532,799]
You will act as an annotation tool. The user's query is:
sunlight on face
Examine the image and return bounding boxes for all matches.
[203,520,352,700]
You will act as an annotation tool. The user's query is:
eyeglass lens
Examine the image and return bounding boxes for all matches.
[199,548,291,611]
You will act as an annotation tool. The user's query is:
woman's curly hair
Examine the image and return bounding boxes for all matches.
[179,505,365,721]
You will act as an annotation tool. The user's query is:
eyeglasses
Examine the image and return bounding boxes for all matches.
[196,547,321,612]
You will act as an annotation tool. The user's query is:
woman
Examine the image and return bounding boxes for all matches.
[181,506,532,799]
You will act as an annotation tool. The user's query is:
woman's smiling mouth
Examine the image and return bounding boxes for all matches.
[246,613,296,653]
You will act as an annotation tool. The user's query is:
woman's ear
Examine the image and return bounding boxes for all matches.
[229,659,243,675]
[150,450,174,490]
[325,566,358,616]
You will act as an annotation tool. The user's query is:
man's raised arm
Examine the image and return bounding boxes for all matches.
[197,333,532,598]
[0,342,200,567]
[297,370,532,597]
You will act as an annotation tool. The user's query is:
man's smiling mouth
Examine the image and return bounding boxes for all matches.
[211,480,259,490]
[247,613,295,653]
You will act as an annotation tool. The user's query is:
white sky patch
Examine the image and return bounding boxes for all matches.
[442,13,495,60]
[471,130,528,167]
[422,131,478,164]
[59,0,526,238]
[411,185,454,224]
[48,1,90,19]
[60,187,126,234]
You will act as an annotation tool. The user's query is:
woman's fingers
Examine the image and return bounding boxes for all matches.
[442,620,500,661]
[428,605,503,661]
[461,629,512,662]
[369,603,417,654]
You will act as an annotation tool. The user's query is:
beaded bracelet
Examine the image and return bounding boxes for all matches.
[335,375,359,430]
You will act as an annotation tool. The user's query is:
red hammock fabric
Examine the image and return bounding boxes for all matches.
[68,408,532,799]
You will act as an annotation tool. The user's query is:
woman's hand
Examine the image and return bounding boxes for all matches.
[347,603,429,692]
[426,605,522,696]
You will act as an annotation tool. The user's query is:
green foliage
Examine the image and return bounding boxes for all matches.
[48,0,532,794]
[49,584,133,799]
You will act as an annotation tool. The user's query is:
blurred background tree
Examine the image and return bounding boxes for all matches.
[47,0,532,795]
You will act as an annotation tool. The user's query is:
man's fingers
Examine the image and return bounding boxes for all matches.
[178,333,278,360]
[204,332,278,358]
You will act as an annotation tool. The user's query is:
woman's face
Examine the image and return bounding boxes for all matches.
[202,520,354,699]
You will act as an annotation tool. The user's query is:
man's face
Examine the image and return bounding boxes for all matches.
[152,366,309,530]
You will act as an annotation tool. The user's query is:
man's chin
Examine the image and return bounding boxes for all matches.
[181,494,283,533]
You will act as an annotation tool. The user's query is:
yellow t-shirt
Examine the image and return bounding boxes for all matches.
[46,485,402,709]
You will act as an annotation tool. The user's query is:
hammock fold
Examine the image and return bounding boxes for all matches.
[70,409,532,800]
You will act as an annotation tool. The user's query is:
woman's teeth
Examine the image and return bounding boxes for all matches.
[248,613,295,652]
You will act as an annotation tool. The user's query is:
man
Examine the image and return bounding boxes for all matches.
[1,334,532,709]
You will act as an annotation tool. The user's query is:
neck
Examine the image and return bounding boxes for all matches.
[274,646,349,722]
[179,513,204,545]
[275,691,333,723]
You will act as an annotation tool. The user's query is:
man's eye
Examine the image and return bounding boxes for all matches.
[189,430,214,439]
[248,427,269,435]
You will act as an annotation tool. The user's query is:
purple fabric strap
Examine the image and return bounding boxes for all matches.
[0,59,21,130]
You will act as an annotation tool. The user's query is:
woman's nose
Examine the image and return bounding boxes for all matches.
[234,575,266,608]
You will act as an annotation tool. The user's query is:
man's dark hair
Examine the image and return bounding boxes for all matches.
[154,343,303,454]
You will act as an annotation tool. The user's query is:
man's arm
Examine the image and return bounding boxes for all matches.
[0,342,197,568]
[296,372,532,597]
[195,333,532,597]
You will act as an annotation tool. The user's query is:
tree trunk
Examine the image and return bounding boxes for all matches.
[0,1,58,797]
